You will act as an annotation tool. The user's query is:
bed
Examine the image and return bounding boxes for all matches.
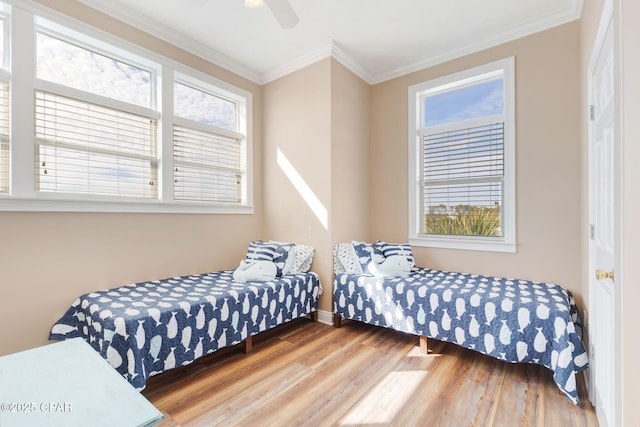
[332,241,589,405]
[50,241,321,390]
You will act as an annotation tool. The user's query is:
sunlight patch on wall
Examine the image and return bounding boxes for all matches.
[339,370,427,424]
[276,147,328,230]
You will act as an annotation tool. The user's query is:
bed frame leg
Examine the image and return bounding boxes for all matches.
[244,336,253,354]
[333,314,342,328]
[310,311,318,322]
[419,336,428,354]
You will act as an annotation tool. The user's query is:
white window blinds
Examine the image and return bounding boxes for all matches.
[0,80,8,194]
[35,90,158,199]
[173,124,243,203]
[0,8,252,213]
[422,122,504,236]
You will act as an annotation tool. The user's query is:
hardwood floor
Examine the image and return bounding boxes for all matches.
[143,318,599,427]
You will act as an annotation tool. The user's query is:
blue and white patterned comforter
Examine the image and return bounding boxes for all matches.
[50,270,322,389]
[333,268,588,404]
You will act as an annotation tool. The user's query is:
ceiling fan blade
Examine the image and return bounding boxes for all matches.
[264,0,299,29]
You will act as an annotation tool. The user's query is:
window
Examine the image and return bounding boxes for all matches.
[174,81,236,130]
[0,13,9,194]
[35,32,158,199]
[408,58,515,252]
[36,32,152,108]
[0,79,8,194]
[173,79,246,204]
[35,91,158,198]
[0,4,252,213]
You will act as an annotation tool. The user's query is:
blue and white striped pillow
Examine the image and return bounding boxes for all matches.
[245,241,279,262]
[245,241,296,277]
[377,241,416,270]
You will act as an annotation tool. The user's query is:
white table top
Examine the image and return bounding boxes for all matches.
[0,338,163,427]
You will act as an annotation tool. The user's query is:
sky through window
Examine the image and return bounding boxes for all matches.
[423,79,503,128]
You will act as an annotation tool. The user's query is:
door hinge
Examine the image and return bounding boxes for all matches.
[590,224,595,240]
[589,105,595,121]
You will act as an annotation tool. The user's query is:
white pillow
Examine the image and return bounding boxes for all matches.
[268,241,315,274]
[334,242,363,274]
[333,245,346,274]
[295,244,315,273]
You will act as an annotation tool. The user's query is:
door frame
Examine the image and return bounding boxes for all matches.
[586,0,622,425]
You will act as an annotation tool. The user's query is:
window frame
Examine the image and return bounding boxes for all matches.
[408,57,516,253]
[0,1,253,214]
[172,72,248,204]
[0,6,10,194]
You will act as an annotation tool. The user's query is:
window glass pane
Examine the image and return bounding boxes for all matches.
[423,79,503,127]
[423,123,504,181]
[421,86,505,238]
[36,33,151,108]
[0,80,8,193]
[424,183,502,237]
[35,91,158,199]
[0,19,4,68]
[174,82,236,131]
[423,124,504,238]
[410,58,514,249]
[173,124,242,203]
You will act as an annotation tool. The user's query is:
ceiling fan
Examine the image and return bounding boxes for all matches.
[244,0,299,29]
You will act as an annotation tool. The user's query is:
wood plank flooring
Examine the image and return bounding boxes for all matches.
[142,318,598,427]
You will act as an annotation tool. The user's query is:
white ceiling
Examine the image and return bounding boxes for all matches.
[78,0,583,85]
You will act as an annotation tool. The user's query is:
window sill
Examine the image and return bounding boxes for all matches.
[0,197,254,215]
[409,235,516,253]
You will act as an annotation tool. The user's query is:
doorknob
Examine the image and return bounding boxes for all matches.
[596,269,614,281]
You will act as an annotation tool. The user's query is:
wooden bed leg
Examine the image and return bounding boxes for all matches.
[419,336,428,354]
[333,314,342,328]
[310,311,318,322]
[244,336,253,354]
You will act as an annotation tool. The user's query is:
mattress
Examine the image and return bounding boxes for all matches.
[333,268,588,404]
[50,270,322,389]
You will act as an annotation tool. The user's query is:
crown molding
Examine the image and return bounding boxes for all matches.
[67,0,583,86]
[329,41,375,85]
[371,0,584,84]
[259,43,332,84]
[260,41,374,85]
[77,0,262,83]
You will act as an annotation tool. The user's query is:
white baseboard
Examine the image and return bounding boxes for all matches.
[584,369,594,406]
[317,309,333,326]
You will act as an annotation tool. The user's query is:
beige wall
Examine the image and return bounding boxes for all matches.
[263,59,333,311]
[330,59,371,245]
[263,58,370,313]
[0,1,264,355]
[0,213,262,352]
[369,23,584,307]
[620,0,640,424]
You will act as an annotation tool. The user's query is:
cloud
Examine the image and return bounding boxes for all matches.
[37,33,151,108]
[174,82,235,130]
[34,32,241,200]
[424,79,503,127]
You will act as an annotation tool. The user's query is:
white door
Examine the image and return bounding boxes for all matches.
[588,7,617,427]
